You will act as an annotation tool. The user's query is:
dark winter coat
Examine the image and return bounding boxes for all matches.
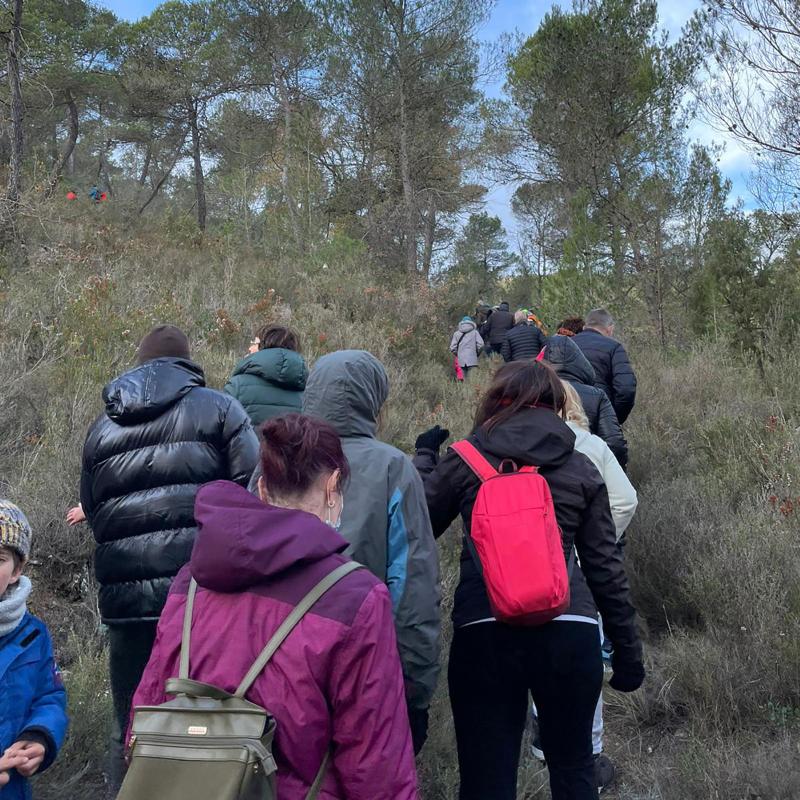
[224,347,308,427]
[0,613,68,800]
[80,358,260,624]
[500,321,546,362]
[544,335,628,468]
[482,303,514,347]
[414,407,641,667]
[573,328,637,424]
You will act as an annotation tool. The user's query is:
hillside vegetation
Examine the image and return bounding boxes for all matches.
[1,208,799,798]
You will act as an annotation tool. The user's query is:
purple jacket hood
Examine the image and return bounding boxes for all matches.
[192,480,349,592]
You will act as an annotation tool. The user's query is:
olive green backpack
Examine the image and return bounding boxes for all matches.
[118,561,362,800]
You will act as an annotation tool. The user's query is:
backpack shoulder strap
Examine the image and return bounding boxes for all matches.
[235,561,363,698]
[179,577,200,679]
[450,440,497,482]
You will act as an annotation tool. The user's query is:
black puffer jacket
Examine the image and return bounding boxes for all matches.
[414,407,641,666]
[500,322,546,362]
[544,335,628,468]
[80,358,259,624]
[482,303,514,348]
[573,328,637,424]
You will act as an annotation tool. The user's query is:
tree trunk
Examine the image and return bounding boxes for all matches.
[188,100,206,232]
[44,89,79,199]
[97,139,113,196]
[421,193,436,279]
[279,78,303,248]
[139,143,184,215]
[398,77,417,274]
[139,138,153,186]
[4,0,24,217]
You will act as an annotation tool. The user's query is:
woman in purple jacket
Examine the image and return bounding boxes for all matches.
[132,414,418,800]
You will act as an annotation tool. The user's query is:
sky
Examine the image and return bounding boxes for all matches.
[103,0,755,237]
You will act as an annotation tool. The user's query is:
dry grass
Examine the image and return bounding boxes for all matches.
[2,213,799,798]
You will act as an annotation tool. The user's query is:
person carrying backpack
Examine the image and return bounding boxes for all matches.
[413,360,643,800]
[129,414,418,800]
[481,301,514,355]
[500,310,546,362]
[450,316,483,380]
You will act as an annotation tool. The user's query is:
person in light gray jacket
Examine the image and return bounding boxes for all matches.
[250,350,441,754]
[450,316,484,378]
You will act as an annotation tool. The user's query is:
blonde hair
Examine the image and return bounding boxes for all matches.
[561,380,590,431]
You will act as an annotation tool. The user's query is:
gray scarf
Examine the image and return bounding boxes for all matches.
[0,576,31,638]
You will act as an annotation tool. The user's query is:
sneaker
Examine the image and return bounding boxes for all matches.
[594,753,616,794]
[529,716,545,762]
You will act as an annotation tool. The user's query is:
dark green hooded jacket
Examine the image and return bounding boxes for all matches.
[224,348,308,427]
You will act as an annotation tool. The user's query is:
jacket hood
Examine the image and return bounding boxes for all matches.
[302,350,388,438]
[191,481,348,592]
[544,335,596,386]
[473,406,576,470]
[458,320,476,333]
[231,348,308,390]
[103,358,205,425]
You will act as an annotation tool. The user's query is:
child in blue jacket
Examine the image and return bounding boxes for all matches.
[0,501,68,799]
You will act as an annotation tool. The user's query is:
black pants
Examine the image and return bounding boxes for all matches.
[449,621,602,800]
[107,620,159,794]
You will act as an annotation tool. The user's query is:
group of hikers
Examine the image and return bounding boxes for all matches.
[0,306,641,800]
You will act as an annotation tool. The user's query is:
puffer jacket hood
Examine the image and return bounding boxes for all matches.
[192,481,348,593]
[103,358,204,425]
[458,320,476,334]
[474,406,576,470]
[544,335,596,386]
[302,350,387,438]
[230,348,307,390]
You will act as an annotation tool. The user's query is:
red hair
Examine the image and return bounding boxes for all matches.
[259,414,349,497]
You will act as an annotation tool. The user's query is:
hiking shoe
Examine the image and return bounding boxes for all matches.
[594,753,616,794]
[529,716,545,762]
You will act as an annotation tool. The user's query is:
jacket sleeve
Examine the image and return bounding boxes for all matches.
[600,447,638,540]
[222,375,240,402]
[19,627,68,772]
[449,330,459,355]
[500,331,512,362]
[220,397,260,486]
[535,327,546,354]
[329,585,419,800]
[611,344,637,424]
[575,481,642,666]
[475,331,484,354]
[413,448,465,538]
[595,394,628,469]
[384,456,441,711]
[79,421,99,521]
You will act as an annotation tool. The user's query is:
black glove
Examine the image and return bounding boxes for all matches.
[407,705,429,756]
[609,654,645,693]
[415,425,450,453]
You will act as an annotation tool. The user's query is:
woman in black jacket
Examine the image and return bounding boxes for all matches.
[414,360,643,800]
[543,334,628,468]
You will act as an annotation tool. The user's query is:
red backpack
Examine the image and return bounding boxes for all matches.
[450,440,570,625]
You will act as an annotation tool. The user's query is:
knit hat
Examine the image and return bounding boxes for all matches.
[461,315,474,323]
[137,325,191,365]
[0,500,32,560]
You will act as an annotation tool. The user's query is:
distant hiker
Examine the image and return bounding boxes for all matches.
[225,324,308,427]
[413,361,643,800]
[66,190,77,201]
[557,316,584,337]
[450,316,484,380]
[542,335,628,468]
[475,301,492,329]
[574,309,637,424]
[79,324,259,791]
[481,301,514,356]
[527,311,547,334]
[88,185,101,203]
[247,350,440,754]
[131,415,418,800]
[0,501,68,800]
[501,310,546,362]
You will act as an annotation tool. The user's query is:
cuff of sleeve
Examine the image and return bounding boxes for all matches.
[17,728,57,772]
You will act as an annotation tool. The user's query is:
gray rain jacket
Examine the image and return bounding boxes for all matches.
[250,350,441,710]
